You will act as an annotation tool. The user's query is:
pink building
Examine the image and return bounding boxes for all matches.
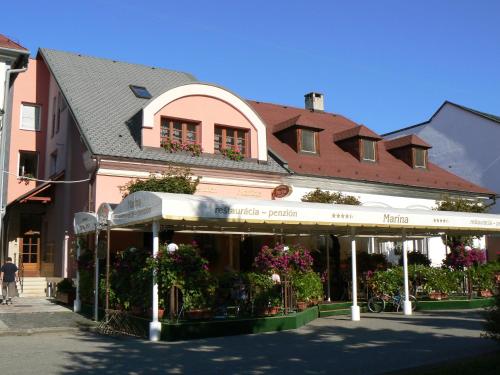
[1,46,495,296]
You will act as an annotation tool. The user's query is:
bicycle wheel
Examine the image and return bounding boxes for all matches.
[367,296,385,313]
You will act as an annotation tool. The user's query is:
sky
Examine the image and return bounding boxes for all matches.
[3,1,500,134]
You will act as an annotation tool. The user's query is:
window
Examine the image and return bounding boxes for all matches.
[50,151,57,176]
[18,151,38,178]
[362,139,376,161]
[130,85,152,99]
[214,126,248,155]
[51,97,56,137]
[161,118,199,145]
[300,129,317,153]
[414,148,426,168]
[20,104,41,131]
[56,93,62,134]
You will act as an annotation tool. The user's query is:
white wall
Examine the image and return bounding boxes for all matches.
[387,104,500,214]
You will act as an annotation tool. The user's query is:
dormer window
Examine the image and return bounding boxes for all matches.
[361,139,376,162]
[385,135,431,169]
[300,128,317,153]
[161,118,200,146]
[414,148,427,168]
[214,125,249,156]
[333,125,381,162]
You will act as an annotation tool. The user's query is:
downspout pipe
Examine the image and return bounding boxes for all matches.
[0,66,29,262]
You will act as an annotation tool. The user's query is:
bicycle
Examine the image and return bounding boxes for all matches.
[367,292,417,313]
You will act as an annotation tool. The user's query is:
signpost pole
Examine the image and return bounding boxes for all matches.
[149,220,161,341]
[73,237,81,312]
[402,230,412,315]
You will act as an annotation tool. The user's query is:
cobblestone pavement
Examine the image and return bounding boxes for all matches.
[0,298,94,335]
[0,309,497,375]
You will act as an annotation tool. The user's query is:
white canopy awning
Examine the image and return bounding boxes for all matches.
[73,212,98,235]
[109,191,500,236]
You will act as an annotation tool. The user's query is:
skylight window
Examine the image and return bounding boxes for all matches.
[129,85,152,99]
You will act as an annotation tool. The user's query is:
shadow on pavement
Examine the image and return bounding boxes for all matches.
[58,311,497,375]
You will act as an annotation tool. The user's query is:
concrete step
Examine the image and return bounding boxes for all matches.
[18,277,49,298]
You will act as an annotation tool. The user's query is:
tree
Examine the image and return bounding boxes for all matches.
[301,188,361,205]
[120,167,200,197]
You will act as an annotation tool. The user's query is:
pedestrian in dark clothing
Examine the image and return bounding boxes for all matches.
[1,257,19,305]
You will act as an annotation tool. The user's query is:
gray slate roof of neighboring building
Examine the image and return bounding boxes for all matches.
[39,48,287,174]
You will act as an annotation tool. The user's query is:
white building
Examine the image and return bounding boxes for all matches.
[384,101,500,260]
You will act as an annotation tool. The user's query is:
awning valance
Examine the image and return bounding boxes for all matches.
[109,191,500,235]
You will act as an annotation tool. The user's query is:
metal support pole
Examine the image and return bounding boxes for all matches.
[63,232,69,278]
[402,230,412,315]
[149,220,161,341]
[73,237,81,312]
[326,235,331,302]
[105,219,111,322]
[94,225,100,321]
[350,229,360,321]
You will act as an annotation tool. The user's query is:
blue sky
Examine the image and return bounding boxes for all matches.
[3,1,500,133]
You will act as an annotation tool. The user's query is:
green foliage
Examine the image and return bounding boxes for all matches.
[471,262,499,291]
[246,272,282,308]
[76,249,94,303]
[434,196,488,213]
[120,167,199,197]
[434,196,488,247]
[148,243,217,310]
[421,267,462,294]
[290,271,323,302]
[398,251,431,267]
[111,246,152,310]
[367,267,403,295]
[301,188,361,205]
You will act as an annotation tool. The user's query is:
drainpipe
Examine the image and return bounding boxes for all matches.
[0,66,29,263]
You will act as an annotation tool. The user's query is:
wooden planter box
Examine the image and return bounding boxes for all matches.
[56,291,75,305]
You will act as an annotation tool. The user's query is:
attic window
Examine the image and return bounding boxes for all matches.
[299,129,317,153]
[361,139,376,161]
[129,85,152,99]
[414,148,427,168]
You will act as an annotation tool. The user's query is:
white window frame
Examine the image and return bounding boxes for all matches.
[300,129,317,154]
[19,103,41,131]
[362,139,376,162]
[414,148,427,168]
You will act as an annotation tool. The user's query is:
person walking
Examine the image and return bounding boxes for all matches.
[1,257,19,305]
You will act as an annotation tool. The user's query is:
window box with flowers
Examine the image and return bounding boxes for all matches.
[161,140,203,157]
[220,147,244,161]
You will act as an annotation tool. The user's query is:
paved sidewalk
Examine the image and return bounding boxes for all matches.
[0,297,94,336]
[0,309,496,374]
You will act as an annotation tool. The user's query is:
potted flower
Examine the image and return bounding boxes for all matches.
[183,290,212,320]
[291,271,323,310]
[422,268,459,300]
[471,265,495,298]
[220,147,244,161]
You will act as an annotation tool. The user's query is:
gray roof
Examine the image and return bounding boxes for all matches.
[39,48,287,174]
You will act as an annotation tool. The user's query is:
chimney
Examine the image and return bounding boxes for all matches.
[304,92,324,112]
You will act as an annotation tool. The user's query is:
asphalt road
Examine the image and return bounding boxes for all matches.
[0,310,496,375]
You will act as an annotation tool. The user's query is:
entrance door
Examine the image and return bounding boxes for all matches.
[19,231,41,277]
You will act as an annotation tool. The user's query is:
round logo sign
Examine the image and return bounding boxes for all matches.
[272,185,292,199]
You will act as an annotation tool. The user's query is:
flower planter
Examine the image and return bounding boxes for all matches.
[262,306,281,316]
[186,308,212,320]
[148,308,165,319]
[479,290,493,298]
[429,292,448,300]
[296,301,307,311]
